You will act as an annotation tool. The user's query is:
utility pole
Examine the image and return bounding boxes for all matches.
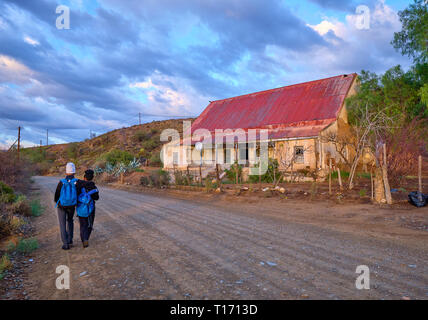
[46,129,49,146]
[17,126,21,161]
[418,155,422,201]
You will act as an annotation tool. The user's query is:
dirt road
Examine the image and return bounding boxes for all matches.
[20,176,428,299]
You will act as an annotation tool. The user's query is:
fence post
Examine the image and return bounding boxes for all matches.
[382,143,392,204]
[329,158,332,195]
[418,155,422,201]
[337,166,343,191]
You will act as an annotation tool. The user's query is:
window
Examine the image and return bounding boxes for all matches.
[238,143,248,164]
[294,146,304,164]
[224,148,232,165]
[173,152,179,165]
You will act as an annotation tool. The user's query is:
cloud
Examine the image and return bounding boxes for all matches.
[0,0,413,147]
[0,55,35,84]
[23,36,40,46]
[286,0,409,75]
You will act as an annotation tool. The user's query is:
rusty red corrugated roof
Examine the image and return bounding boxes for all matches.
[189,73,357,141]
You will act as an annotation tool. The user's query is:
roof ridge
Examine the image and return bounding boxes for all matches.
[211,73,357,103]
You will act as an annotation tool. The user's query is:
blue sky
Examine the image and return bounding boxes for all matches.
[0,0,414,148]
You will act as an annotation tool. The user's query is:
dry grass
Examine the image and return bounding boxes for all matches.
[0,254,13,279]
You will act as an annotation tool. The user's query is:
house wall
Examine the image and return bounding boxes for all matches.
[163,76,359,172]
[271,138,318,170]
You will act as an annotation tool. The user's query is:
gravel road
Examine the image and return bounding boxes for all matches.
[22,176,428,299]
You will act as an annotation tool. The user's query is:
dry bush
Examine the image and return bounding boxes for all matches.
[9,195,31,217]
[0,151,34,190]
[384,118,427,184]
[0,213,12,240]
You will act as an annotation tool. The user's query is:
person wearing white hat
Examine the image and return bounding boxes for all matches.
[54,162,78,250]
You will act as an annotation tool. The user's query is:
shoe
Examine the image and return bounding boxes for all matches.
[62,244,70,250]
[82,241,89,248]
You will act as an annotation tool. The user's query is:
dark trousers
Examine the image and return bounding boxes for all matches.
[79,208,96,242]
[57,206,75,245]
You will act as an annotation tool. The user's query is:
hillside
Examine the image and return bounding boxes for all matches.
[21,118,195,175]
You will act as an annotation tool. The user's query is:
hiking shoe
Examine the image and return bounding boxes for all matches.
[62,244,70,250]
[82,241,89,248]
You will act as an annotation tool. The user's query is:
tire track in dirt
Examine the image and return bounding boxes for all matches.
[107,189,428,298]
[97,197,271,299]
[103,192,425,299]
[102,196,351,299]
[29,177,428,299]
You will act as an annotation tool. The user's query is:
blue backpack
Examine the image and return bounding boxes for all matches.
[76,187,98,217]
[56,178,78,207]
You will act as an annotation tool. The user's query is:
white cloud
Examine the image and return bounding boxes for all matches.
[23,35,40,46]
[0,17,7,30]
[273,0,409,77]
[129,71,213,116]
[0,137,36,150]
[0,55,35,84]
[307,19,345,38]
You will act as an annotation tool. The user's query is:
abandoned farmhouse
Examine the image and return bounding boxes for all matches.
[162,73,359,179]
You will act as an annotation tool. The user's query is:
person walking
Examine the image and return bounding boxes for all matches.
[54,162,78,250]
[76,169,99,248]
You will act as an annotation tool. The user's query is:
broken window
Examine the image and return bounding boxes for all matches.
[294,146,304,164]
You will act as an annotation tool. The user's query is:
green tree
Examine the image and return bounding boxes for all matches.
[346,70,384,125]
[381,65,423,120]
[392,0,428,64]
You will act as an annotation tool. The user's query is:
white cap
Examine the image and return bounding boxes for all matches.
[66,162,76,174]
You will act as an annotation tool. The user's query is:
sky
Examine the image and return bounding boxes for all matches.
[0,0,414,148]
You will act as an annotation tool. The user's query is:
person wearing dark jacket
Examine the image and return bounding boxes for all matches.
[76,169,99,248]
[54,162,78,250]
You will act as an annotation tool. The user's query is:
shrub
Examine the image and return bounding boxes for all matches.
[10,195,31,216]
[140,176,150,186]
[174,171,185,186]
[66,143,79,159]
[359,189,367,197]
[8,238,39,254]
[22,148,46,163]
[0,181,16,204]
[30,199,44,217]
[225,161,243,183]
[148,170,170,188]
[204,178,216,192]
[9,215,26,231]
[141,139,160,151]
[149,153,162,166]
[102,149,135,166]
[0,254,12,279]
[0,212,12,240]
[249,159,279,183]
[0,152,34,188]
[133,131,151,142]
